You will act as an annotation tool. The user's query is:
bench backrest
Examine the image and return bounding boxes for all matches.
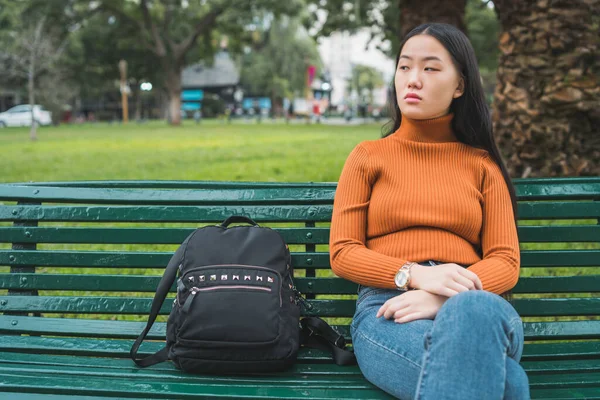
[0,179,599,343]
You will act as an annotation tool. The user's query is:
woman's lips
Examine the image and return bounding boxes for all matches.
[404,97,422,104]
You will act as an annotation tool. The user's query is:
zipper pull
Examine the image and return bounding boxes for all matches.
[181,287,199,314]
[293,287,312,310]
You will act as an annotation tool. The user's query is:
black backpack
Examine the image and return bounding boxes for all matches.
[130,216,355,374]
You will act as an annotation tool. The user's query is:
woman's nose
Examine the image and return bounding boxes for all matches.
[407,71,422,89]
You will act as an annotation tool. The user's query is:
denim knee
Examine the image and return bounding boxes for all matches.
[437,290,524,357]
[441,290,516,323]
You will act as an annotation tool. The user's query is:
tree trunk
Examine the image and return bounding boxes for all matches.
[493,0,599,177]
[163,61,183,126]
[134,88,142,122]
[28,68,37,141]
[398,0,467,38]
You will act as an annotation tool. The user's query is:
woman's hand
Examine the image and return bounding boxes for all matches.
[376,290,448,323]
[410,263,483,297]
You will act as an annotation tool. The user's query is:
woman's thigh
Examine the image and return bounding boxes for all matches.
[351,287,432,400]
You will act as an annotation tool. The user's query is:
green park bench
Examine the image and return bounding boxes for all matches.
[0,178,598,399]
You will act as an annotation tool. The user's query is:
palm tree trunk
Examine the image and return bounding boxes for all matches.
[493,0,599,177]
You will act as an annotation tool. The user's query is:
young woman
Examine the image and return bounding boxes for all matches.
[329,23,531,400]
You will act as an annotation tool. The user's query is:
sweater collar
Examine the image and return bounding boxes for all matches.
[392,113,458,143]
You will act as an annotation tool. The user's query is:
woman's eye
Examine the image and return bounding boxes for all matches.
[399,66,438,71]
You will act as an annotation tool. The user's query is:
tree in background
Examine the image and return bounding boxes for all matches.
[493,0,599,177]
[347,64,385,105]
[239,16,322,115]
[465,1,500,104]
[64,12,162,122]
[89,0,303,126]
[0,7,69,140]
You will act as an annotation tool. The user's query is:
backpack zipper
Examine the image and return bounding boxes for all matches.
[181,284,277,314]
[179,264,284,306]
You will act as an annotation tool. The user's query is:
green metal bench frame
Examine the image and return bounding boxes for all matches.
[0,178,599,399]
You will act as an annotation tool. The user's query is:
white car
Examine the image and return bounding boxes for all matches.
[0,105,52,128]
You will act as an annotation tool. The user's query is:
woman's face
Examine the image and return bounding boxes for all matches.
[395,34,464,120]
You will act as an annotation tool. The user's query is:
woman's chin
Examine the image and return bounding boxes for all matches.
[398,109,428,119]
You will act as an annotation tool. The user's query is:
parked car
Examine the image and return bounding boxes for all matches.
[0,105,52,128]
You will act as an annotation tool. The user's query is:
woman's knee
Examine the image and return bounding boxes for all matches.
[439,290,518,324]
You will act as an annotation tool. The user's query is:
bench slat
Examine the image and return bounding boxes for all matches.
[12,177,600,190]
[0,349,341,368]
[3,179,600,202]
[2,335,599,366]
[1,296,599,317]
[11,177,600,190]
[514,180,600,200]
[517,202,600,219]
[0,250,331,269]
[0,351,597,378]
[529,388,600,399]
[2,202,599,223]
[1,316,598,342]
[522,359,600,373]
[2,225,599,244]
[522,342,600,360]
[514,276,600,293]
[0,296,357,317]
[0,185,337,204]
[528,372,600,389]
[1,274,599,294]
[0,227,331,245]
[0,205,333,223]
[0,358,370,381]
[8,181,338,189]
[0,377,393,400]
[518,226,600,242]
[0,394,132,400]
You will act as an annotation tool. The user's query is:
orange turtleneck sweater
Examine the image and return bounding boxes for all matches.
[329,113,520,295]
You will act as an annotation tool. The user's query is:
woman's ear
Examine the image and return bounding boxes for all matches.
[453,77,465,99]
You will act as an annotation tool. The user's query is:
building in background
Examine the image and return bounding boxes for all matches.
[181,50,241,117]
[318,29,394,109]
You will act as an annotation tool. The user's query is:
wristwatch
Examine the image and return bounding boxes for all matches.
[394,262,417,290]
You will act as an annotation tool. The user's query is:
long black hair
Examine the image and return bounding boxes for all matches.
[383,22,518,222]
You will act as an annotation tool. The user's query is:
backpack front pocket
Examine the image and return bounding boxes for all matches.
[177,265,282,345]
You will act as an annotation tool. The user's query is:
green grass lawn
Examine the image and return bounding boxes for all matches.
[0,120,385,183]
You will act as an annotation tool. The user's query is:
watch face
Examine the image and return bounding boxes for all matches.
[395,271,409,287]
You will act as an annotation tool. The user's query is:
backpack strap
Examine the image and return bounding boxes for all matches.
[300,317,357,366]
[130,234,193,367]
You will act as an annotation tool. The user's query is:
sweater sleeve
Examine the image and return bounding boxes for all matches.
[329,144,408,289]
[467,154,521,294]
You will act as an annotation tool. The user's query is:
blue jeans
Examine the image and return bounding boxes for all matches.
[350,261,530,400]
